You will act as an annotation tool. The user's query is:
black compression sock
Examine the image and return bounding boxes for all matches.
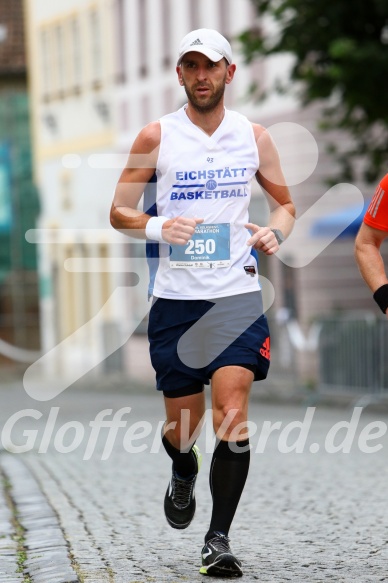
[162,432,198,479]
[205,438,250,542]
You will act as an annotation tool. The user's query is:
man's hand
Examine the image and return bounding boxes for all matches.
[161,217,204,245]
[245,223,279,255]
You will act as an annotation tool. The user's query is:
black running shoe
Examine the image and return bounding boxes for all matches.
[164,444,202,529]
[200,532,243,577]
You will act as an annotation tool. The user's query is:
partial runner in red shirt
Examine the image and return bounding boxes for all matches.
[355,174,388,316]
[363,173,388,232]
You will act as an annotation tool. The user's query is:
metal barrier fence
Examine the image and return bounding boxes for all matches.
[318,316,388,396]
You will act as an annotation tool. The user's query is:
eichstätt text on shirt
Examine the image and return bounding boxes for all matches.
[171,166,248,200]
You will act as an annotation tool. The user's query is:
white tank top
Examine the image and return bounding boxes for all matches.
[147,105,261,300]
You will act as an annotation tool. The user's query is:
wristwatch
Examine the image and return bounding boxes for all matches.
[270,228,285,245]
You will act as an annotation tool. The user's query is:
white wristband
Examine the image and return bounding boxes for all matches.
[145,216,169,242]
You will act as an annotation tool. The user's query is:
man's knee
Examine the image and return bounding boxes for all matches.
[213,404,247,439]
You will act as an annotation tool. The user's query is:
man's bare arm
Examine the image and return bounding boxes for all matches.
[246,124,296,254]
[355,223,388,292]
[110,122,203,243]
[110,122,160,234]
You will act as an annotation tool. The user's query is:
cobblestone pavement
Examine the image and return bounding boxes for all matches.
[1,381,388,582]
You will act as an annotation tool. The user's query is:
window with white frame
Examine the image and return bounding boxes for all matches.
[70,16,82,92]
[138,0,148,77]
[114,0,127,83]
[89,8,103,88]
[218,0,230,37]
[55,24,66,97]
[40,28,51,100]
[161,0,171,68]
[189,0,200,30]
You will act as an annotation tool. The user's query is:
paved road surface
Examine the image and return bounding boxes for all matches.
[1,381,388,582]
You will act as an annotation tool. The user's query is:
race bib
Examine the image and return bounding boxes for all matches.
[170,223,230,268]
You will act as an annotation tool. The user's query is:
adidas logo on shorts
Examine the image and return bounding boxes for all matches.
[190,38,203,46]
[260,337,270,360]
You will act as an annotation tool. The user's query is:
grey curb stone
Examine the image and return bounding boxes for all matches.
[0,463,24,582]
[0,453,79,583]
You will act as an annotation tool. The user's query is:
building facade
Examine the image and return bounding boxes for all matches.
[24,0,272,381]
[24,0,383,384]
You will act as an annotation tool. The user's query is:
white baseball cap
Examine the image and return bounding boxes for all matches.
[177,29,233,66]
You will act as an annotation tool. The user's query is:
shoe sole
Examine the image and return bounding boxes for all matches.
[166,518,193,529]
[200,562,243,577]
[164,499,196,530]
[200,554,243,578]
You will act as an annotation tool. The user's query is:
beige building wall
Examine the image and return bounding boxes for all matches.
[24,0,121,382]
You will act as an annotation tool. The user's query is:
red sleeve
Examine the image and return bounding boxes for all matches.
[363,174,388,232]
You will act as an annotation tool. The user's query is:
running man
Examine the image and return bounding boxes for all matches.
[355,174,388,317]
[111,29,295,577]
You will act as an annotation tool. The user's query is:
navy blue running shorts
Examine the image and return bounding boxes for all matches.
[148,291,270,397]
